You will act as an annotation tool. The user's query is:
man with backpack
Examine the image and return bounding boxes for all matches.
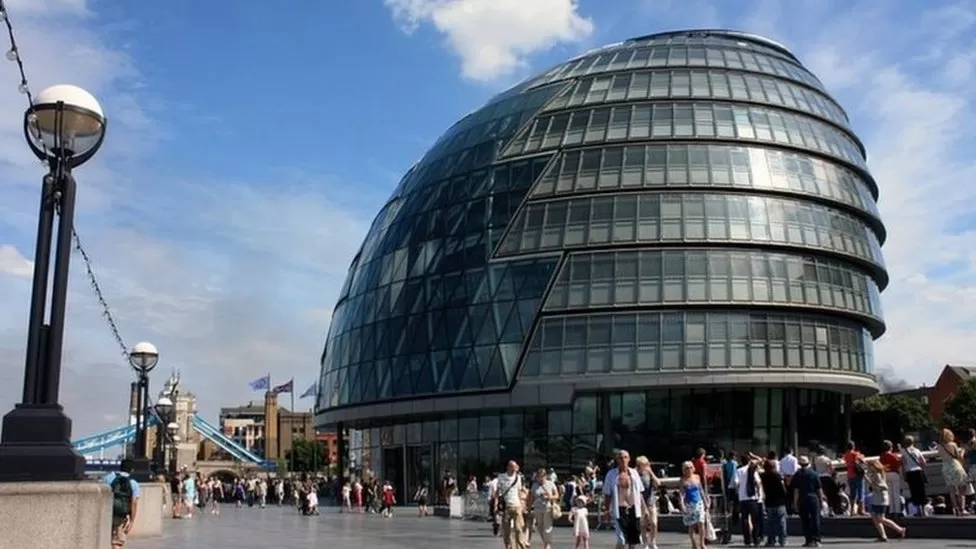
[103,458,141,548]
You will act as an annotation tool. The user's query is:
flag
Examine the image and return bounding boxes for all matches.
[299,382,317,399]
[272,379,294,394]
[249,375,270,392]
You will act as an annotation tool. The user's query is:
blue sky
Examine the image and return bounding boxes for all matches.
[0,0,974,438]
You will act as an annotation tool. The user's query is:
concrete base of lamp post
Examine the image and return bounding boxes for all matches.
[128,481,164,538]
[0,481,112,549]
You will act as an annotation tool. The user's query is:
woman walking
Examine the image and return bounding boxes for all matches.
[635,456,661,549]
[528,469,559,549]
[937,429,970,515]
[864,460,906,541]
[678,461,707,549]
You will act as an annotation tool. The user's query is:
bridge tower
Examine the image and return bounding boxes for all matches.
[263,391,279,462]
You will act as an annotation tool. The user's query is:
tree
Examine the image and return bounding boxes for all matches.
[943,378,976,434]
[284,439,328,473]
[851,393,934,452]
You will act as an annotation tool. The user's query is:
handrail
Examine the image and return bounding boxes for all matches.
[190,414,265,464]
[73,414,159,454]
[653,450,940,489]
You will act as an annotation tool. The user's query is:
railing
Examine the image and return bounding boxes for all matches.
[73,415,158,454]
[190,414,266,465]
[656,450,942,490]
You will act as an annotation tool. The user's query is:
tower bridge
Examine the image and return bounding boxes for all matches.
[74,372,276,475]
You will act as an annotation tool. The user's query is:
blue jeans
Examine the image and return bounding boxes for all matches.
[798,496,822,544]
[764,504,786,546]
[848,476,865,503]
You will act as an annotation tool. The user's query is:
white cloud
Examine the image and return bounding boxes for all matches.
[385,0,594,82]
[0,1,378,438]
[724,1,976,385]
[0,244,32,279]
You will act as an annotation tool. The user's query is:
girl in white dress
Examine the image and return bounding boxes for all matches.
[569,496,590,549]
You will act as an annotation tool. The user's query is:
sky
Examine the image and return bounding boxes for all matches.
[0,0,974,440]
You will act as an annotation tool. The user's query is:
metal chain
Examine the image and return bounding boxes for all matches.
[71,228,130,360]
[1,1,130,362]
[0,0,34,107]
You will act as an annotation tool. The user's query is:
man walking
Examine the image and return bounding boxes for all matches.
[104,458,141,548]
[493,461,526,549]
[790,455,826,548]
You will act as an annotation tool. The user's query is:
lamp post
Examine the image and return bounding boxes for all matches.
[129,341,159,481]
[0,85,107,482]
[152,396,173,475]
[168,432,181,475]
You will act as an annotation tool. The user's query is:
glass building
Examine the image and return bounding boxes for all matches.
[315,30,886,492]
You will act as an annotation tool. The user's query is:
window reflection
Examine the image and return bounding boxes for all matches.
[544,249,884,326]
[500,192,886,279]
[505,102,866,172]
[531,144,880,224]
[351,387,843,479]
[545,70,848,129]
[522,310,874,377]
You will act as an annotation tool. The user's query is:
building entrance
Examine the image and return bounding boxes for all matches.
[382,446,404,505]
[406,444,433,501]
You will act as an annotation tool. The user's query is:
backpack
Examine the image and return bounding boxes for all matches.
[111,475,133,518]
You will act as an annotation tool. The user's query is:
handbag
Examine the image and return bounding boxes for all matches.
[704,512,717,542]
[549,501,562,520]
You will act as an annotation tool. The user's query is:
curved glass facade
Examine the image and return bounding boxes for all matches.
[318,30,887,479]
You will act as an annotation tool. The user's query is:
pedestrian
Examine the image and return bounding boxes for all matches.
[494,460,527,549]
[789,455,824,548]
[603,449,644,549]
[104,458,140,549]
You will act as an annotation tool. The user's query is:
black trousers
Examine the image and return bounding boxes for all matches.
[905,470,927,510]
[739,500,762,545]
[798,495,821,543]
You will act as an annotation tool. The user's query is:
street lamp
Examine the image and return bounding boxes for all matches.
[152,396,173,475]
[0,84,107,482]
[129,341,159,481]
[169,432,181,475]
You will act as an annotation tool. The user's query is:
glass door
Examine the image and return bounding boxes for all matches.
[406,444,433,502]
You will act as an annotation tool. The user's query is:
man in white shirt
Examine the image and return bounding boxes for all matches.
[731,455,762,547]
[493,461,526,549]
[779,448,799,515]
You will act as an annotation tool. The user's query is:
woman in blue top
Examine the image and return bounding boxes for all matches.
[678,461,707,549]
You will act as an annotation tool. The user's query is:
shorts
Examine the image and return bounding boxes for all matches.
[848,477,865,503]
[870,504,888,517]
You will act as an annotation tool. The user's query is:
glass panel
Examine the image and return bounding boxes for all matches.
[508,102,867,175]
[505,193,885,276]
[519,311,874,378]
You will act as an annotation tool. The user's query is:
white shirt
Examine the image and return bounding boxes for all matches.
[901,447,924,472]
[603,467,644,519]
[495,473,522,509]
[779,454,798,476]
[734,466,761,501]
[487,477,499,496]
[571,506,590,536]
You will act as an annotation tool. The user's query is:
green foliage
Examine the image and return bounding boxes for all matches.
[943,378,976,434]
[284,439,328,473]
[851,393,933,450]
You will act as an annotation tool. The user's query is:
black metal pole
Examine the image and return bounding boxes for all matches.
[41,173,75,405]
[130,372,154,481]
[0,165,86,482]
[20,174,55,404]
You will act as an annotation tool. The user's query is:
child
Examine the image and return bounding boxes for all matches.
[307,487,319,516]
[570,496,590,549]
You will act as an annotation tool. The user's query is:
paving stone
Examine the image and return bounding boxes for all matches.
[128,505,976,549]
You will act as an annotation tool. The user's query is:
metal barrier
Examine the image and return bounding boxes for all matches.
[463,492,491,520]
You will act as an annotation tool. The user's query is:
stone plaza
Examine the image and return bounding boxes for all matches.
[128,506,972,549]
